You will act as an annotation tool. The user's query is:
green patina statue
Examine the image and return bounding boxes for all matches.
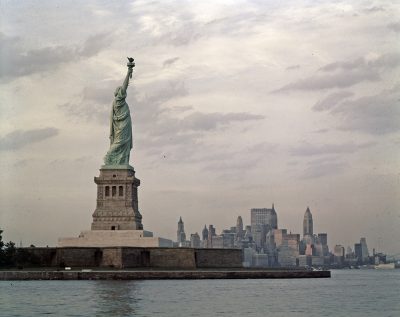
[104,58,135,166]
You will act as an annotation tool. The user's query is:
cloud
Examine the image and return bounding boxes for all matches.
[163,57,180,67]
[134,4,270,47]
[286,65,300,71]
[199,142,277,179]
[180,112,264,131]
[135,81,263,138]
[0,32,111,80]
[333,88,400,135]
[290,152,348,180]
[13,159,29,168]
[203,155,261,173]
[388,22,400,32]
[137,109,264,163]
[313,129,329,134]
[290,141,374,156]
[319,57,365,72]
[275,69,379,92]
[79,33,113,57]
[274,54,399,92]
[363,6,385,13]
[320,54,400,73]
[60,101,110,125]
[0,127,59,151]
[300,161,347,179]
[246,142,279,153]
[313,91,354,112]
[169,105,193,113]
[310,84,400,135]
[132,82,265,170]
[60,79,121,124]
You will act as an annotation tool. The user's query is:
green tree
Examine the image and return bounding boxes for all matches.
[0,229,4,266]
[4,241,16,266]
[0,229,17,267]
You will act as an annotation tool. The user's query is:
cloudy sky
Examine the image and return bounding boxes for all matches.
[1,0,399,254]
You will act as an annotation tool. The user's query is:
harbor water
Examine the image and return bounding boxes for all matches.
[1,269,399,317]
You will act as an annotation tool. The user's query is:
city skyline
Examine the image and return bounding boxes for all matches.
[173,205,386,267]
[174,205,380,256]
[0,0,399,254]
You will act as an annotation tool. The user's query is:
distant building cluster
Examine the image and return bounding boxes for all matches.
[174,205,385,268]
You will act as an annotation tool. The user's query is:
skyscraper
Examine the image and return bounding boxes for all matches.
[333,245,345,265]
[354,243,362,263]
[250,205,278,230]
[190,233,200,248]
[202,225,209,241]
[303,207,313,237]
[360,237,369,262]
[236,216,244,240]
[206,224,216,248]
[250,204,278,250]
[177,217,186,245]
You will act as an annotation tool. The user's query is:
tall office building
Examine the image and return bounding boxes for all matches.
[206,224,216,248]
[333,245,345,265]
[250,205,278,229]
[277,233,300,267]
[303,207,313,237]
[244,225,252,240]
[236,216,244,240]
[208,224,216,237]
[177,217,186,245]
[317,233,327,245]
[250,205,278,250]
[190,233,200,248]
[202,225,209,241]
[354,243,362,263]
[315,233,329,257]
[360,237,369,262]
[354,238,369,264]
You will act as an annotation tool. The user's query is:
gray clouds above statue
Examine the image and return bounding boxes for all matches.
[0,32,111,80]
[163,57,180,68]
[290,141,375,157]
[0,127,58,151]
[274,54,400,92]
[312,91,354,112]
[333,88,400,135]
[299,160,347,180]
[312,87,400,135]
[387,22,400,32]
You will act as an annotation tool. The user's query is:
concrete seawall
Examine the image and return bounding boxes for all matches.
[12,247,243,269]
[0,270,331,280]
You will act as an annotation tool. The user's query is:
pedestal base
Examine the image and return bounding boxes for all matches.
[58,230,173,248]
[92,167,143,230]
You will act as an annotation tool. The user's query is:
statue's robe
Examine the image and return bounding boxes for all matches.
[104,87,132,165]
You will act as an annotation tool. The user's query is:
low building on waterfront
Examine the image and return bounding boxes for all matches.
[190,233,201,248]
[333,245,345,265]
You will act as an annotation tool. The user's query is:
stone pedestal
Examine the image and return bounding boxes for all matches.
[58,165,173,248]
[91,165,143,230]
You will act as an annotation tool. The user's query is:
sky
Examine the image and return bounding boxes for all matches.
[0,0,399,255]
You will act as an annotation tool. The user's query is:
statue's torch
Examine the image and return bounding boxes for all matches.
[127,57,135,79]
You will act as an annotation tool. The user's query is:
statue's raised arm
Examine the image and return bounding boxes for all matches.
[121,57,135,94]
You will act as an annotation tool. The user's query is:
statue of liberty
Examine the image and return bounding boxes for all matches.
[104,58,135,166]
